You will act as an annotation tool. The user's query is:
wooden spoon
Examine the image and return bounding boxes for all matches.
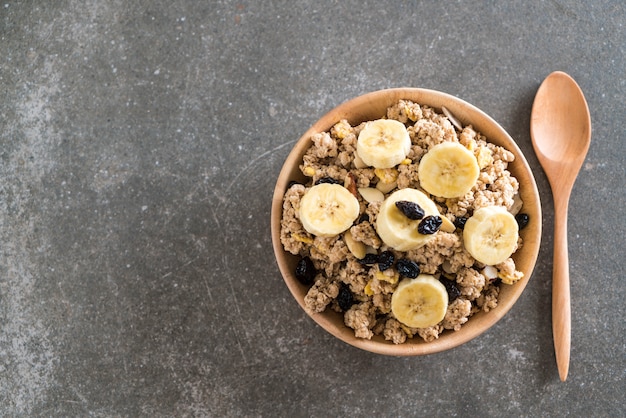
[530,71,591,381]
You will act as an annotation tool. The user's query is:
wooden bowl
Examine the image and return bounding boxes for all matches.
[271,88,541,355]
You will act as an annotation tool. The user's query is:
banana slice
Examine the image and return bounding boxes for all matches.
[375,188,440,251]
[418,141,480,198]
[463,206,519,265]
[299,183,360,237]
[391,274,449,328]
[356,119,411,169]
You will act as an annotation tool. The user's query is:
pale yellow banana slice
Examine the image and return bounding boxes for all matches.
[391,275,449,328]
[463,206,519,265]
[375,188,440,251]
[299,183,360,237]
[356,119,411,169]
[418,141,480,198]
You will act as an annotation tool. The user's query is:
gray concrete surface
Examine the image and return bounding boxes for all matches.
[1,1,624,416]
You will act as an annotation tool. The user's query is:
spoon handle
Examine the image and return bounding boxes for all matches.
[552,196,571,381]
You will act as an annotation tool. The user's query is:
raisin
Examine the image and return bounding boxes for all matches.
[440,278,460,302]
[315,177,340,185]
[395,200,425,220]
[418,215,442,234]
[396,259,420,278]
[336,283,354,311]
[515,213,530,230]
[357,253,379,265]
[287,180,301,190]
[453,216,468,230]
[378,251,395,271]
[295,257,316,285]
[357,213,370,224]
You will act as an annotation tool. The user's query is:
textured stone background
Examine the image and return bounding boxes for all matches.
[1,1,624,416]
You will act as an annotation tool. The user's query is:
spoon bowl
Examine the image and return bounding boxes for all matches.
[530,71,592,381]
[531,72,591,174]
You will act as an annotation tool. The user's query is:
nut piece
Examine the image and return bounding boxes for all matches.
[358,187,385,203]
[344,229,367,259]
[442,105,463,131]
[439,215,456,233]
[344,172,358,198]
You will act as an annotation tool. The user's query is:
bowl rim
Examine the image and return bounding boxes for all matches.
[271,87,542,356]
